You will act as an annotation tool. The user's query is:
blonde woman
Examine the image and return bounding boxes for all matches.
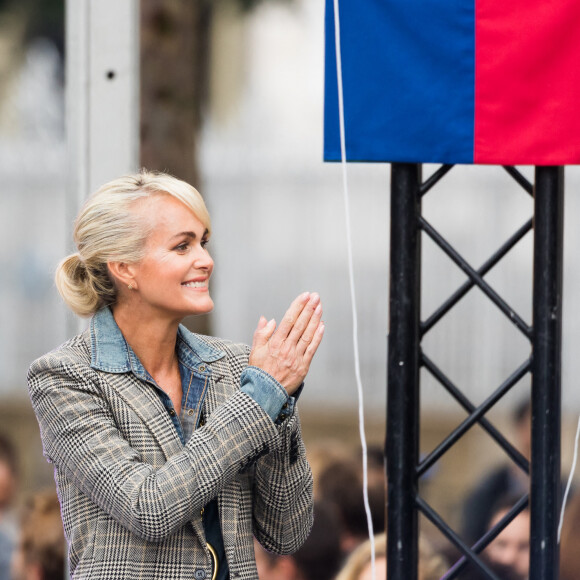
[336,533,447,580]
[28,171,324,580]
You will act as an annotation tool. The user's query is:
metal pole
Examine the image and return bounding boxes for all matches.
[530,166,564,580]
[387,163,422,580]
[65,0,140,336]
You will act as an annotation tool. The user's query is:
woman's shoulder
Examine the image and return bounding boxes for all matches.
[195,334,250,357]
[29,329,92,376]
[179,327,250,360]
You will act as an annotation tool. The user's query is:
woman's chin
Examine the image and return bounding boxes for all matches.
[187,298,214,316]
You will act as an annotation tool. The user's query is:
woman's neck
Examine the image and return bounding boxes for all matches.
[111,304,181,376]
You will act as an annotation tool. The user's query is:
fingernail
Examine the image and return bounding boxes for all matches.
[310,293,320,305]
[318,323,325,334]
[302,292,310,300]
[315,304,322,315]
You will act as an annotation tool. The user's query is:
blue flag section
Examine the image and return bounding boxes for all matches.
[324,0,476,164]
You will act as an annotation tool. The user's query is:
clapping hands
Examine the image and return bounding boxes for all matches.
[249,292,325,396]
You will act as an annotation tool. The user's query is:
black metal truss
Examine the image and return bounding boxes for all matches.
[386,163,564,580]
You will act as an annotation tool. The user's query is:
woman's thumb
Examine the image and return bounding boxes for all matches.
[252,317,275,349]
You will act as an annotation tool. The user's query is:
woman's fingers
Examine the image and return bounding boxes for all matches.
[270,292,311,347]
[295,301,323,356]
[285,293,320,344]
[272,292,321,349]
[249,292,324,394]
[251,316,276,351]
[303,319,325,361]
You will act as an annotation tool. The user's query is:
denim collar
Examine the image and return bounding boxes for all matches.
[89,307,224,374]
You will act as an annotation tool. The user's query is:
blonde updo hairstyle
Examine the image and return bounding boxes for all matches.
[56,170,210,317]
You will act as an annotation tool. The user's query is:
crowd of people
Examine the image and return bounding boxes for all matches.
[252,430,580,580]
[0,435,64,580]
[1,417,580,579]
[0,375,577,580]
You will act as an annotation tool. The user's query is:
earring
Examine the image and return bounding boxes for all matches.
[128,283,133,291]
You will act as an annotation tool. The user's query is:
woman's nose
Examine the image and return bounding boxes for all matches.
[194,248,214,270]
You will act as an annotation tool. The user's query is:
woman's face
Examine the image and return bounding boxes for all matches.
[127,194,214,321]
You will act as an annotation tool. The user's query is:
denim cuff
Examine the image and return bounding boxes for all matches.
[240,366,299,424]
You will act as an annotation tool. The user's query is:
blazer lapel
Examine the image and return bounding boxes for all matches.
[203,357,234,416]
[205,355,241,548]
[104,372,184,460]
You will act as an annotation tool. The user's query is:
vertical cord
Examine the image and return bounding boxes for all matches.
[332,0,376,576]
[557,413,580,542]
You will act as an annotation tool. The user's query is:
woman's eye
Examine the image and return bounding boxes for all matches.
[201,239,209,249]
[175,242,189,252]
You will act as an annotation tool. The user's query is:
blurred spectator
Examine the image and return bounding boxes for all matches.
[458,495,529,580]
[335,532,447,580]
[317,455,367,555]
[0,433,18,580]
[559,490,580,580]
[362,444,386,537]
[316,445,385,557]
[417,534,449,580]
[335,532,386,580]
[484,499,529,580]
[460,560,523,580]
[308,439,352,498]
[254,500,342,580]
[11,489,65,580]
[461,399,530,545]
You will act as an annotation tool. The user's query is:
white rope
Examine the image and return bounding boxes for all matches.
[332,1,376,577]
[557,412,580,542]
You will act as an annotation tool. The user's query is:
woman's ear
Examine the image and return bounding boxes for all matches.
[107,261,137,291]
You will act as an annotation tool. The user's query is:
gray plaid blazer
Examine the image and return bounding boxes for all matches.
[28,328,313,579]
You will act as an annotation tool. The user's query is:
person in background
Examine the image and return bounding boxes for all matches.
[316,446,385,559]
[460,400,530,545]
[28,171,324,580]
[0,434,18,580]
[458,495,529,580]
[334,533,386,580]
[484,499,529,580]
[253,500,342,580]
[359,444,386,539]
[11,490,65,580]
[335,533,447,580]
[560,490,580,580]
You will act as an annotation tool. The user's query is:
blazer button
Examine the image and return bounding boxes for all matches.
[194,570,206,579]
[168,408,176,417]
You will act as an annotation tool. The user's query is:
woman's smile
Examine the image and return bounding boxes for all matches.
[181,278,209,289]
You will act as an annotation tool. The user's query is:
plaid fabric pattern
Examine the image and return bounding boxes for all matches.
[28,329,313,580]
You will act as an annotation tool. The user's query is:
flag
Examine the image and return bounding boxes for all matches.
[324,0,580,165]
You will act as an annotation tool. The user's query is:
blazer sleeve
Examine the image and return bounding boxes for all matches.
[217,342,314,555]
[28,351,283,543]
[251,405,314,554]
